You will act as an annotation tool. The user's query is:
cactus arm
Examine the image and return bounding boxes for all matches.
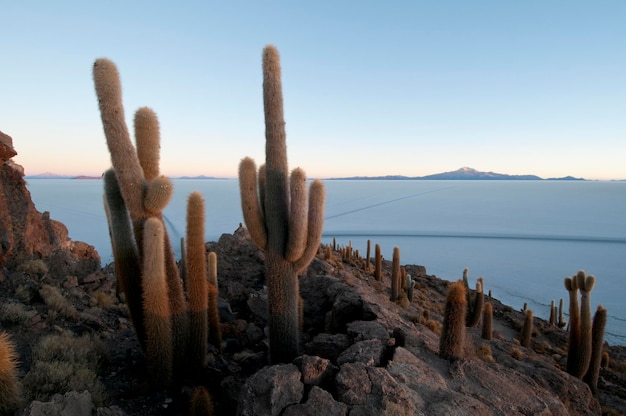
[144,176,174,215]
[285,168,308,262]
[293,179,326,273]
[238,158,267,249]
[134,106,161,181]
[141,217,173,386]
[93,58,146,219]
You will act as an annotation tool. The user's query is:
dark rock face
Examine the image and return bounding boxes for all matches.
[0,130,100,277]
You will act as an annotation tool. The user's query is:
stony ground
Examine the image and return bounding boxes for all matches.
[1,228,625,415]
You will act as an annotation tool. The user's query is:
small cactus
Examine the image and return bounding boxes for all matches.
[207,252,222,352]
[374,244,382,281]
[520,309,534,348]
[439,281,467,360]
[584,305,607,394]
[390,247,401,301]
[481,302,493,341]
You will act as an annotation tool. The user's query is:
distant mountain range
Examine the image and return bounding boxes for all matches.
[24,167,588,181]
[328,167,586,181]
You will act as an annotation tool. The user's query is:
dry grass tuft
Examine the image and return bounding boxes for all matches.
[22,332,107,405]
[0,302,37,326]
[477,343,495,363]
[16,259,48,277]
[509,347,525,361]
[39,285,78,320]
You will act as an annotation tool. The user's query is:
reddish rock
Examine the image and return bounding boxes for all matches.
[0,130,100,276]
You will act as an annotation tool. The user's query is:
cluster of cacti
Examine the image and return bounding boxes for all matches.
[94,59,221,386]
[563,270,607,392]
[439,281,467,360]
[238,45,326,364]
[467,278,484,328]
[564,270,593,378]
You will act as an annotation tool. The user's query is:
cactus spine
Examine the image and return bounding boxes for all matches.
[482,302,493,341]
[185,192,208,369]
[439,281,467,360]
[520,309,534,348]
[584,305,607,394]
[207,252,222,352]
[390,246,401,301]
[238,45,326,364]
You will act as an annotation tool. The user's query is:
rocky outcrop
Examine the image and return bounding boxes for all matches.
[0,130,100,278]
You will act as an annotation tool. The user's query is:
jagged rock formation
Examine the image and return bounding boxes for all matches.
[0,130,100,277]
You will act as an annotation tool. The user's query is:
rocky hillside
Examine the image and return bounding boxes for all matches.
[0,131,625,415]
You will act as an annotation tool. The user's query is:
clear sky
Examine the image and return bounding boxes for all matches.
[2,1,625,180]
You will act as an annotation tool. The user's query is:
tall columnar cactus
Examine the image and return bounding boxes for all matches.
[238,45,326,364]
[565,274,580,375]
[185,192,209,369]
[575,271,596,378]
[142,218,173,386]
[439,281,467,360]
[584,305,607,394]
[549,300,556,326]
[390,246,401,301]
[565,270,597,379]
[207,252,222,352]
[103,169,145,348]
[365,239,371,271]
[93,58,190,382]
[481,302,493,341]
[374,244,382,281]
[520,309,534,348]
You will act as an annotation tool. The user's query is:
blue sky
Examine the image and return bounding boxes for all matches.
[2,1,625,180]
